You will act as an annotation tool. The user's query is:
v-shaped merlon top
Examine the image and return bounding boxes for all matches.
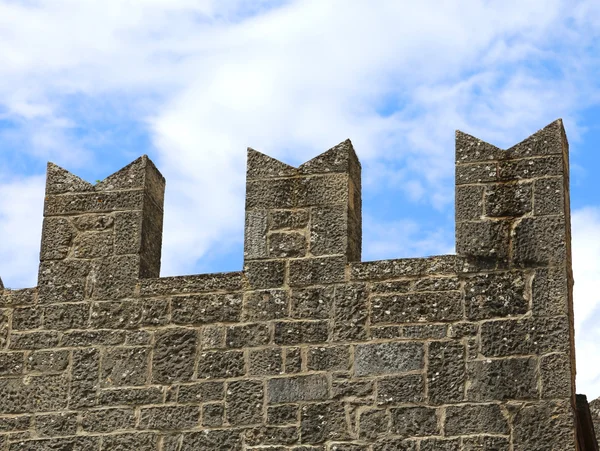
[246,139,360,179]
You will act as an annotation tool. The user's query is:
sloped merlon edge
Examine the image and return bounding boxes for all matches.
[247,139,360,179]
[456,119,567,163]
[46,155,165,196]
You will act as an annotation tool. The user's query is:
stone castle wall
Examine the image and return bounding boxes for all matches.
[0,119,579,450]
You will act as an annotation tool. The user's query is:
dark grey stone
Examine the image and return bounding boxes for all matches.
[355,342,423,376]
[268,375,328,403]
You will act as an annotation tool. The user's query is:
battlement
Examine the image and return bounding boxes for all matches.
[0,119,589,450]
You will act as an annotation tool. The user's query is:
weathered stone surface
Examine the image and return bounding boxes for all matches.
[101,347,149,386]
[270,209,310,230]
[390,407,438,437]
[139,405,199,430]
[301,402,350,444]
[445,404,509,435]
[466,357,538,401]
[456,220,510,259]
[359,408,388,439]
[512,400,575,451]
[464,271,528,320]
[461,436,510,450]
[456,162,498,185]
[10,436,100,450]
[291,286,334,319]
[371,292,462,323]
[40,217,75,260]
[81,408,135,432]
[249,347,282,375]
[307,345,349,371]
[244,289,289,321]
[152,328,197,383]
[201,403,224,427]
[512,217,566,266]
[268,374,328,403]
[267,404,298,425]
[456,184,484,221]
[484,182,532,217]
[540,353,572,398]
[427,341,465,404]
[34,412,77,437]
[245,260,286,289]
[100,432,159,450]
[269,231,307,258]
[181,429,243,450]
[377,374,424,404]
[27,349,69,373]
[178,381,224,403]
[226,323,270,348]
[226,379,264,425]
[480,317,570,357]
[97,386,163,405]
[197,350,245,379]
[274,320,328,345]
[288,256,346,286]
[355,342,423,376]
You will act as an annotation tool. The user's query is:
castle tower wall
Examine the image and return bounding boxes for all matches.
[0,122,586,450]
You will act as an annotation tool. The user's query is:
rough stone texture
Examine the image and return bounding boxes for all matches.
[0,123,583,450]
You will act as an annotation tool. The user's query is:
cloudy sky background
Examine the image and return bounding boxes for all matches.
[0,0,599,398]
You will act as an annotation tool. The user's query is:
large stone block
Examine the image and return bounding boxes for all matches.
[267,374,328,403]
[466,357,538,401]
[355,342,423,376]
[427,341,465,404]
[226,380,264,425]
[445,404,509,436]
[152,328,197,383]
[464,271,528,320]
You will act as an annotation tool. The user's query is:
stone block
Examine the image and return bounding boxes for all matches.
[270,209,309,230]
[484,182,532,217]
[0,352,24,375]
[464,271,528,320]
[196,350,245,379]
[354,342,423,376]
[226,323,270,348]
[12,307,41,330]
[512,217,567,266]
[152,328,197,383]
[301,402,350,444]
[44,190,145,216]
[288,256,346,286]
[73,231,114,258]
[420,438,460,451]
[480,317,570,357]
[533,176,565,216]
[114,210,142,255]
[9,332,60,350]
[540,353,572,398]
[267,404,298,425]
[100,432,159,450]
[249,347,282,375]
[246,178,295,210]
[291,286,334,319]
[306,345,350,371]
[177,381,224,403]
[466,357,538,401]
[245,260,286,289]
[531,267,568,316]
[10,437,100,450]
[372,438,417,451]
[456,220,510,260]
[244,289,289,321]
[499,156,563,181]
[243,426,299,446]
[456,184,484,221]
[139,406,200,430]
[40,217,75,260]
[371,292,462,324]
[201,403,224,427]
[512,400,575,451]
[427,341,465,404]
[377,374,424,404]
[97,386,163,406]
[274,320,328,345]
[359,408,389,440]
[34,413,77,437]
[445,404,509,435]
[284,347,302,373]
[81,408,135,432]
[269,232,307,258]
[180,429,243,451]
[244,209,268,259]
[461,436,510,450]
[390,406,438,437]
[310,205,347,256]
[268,374,328,403]
[226,379,264,425]
[455,162,498,185]
[27,350,69,373]
[43,302,90,330]
[171,293,242,325]
[101,347,149,386]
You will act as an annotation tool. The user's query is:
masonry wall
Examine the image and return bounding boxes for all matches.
[0,120,579,450]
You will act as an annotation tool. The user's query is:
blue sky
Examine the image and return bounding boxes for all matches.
[0,0,599,399]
